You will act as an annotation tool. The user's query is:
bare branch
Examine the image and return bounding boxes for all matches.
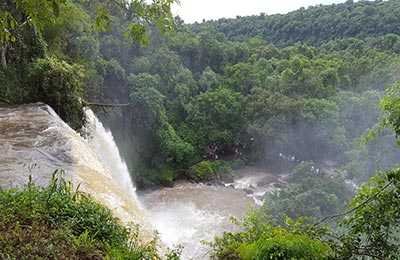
[314,180,393,226]
[85,102,131,108]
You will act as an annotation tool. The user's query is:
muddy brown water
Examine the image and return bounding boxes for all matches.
[139,167,288,259]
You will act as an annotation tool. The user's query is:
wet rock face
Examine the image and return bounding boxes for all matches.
[0,103,74,189]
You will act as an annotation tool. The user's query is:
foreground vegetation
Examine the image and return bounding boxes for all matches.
[0,171,180,260]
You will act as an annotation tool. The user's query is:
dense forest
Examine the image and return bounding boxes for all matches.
[95,0,400,189]
[190,0,400,47]
[1,0,400,259]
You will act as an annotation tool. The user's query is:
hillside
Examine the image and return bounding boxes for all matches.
[189,0,400,47]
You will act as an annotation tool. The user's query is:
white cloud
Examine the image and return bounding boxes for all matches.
[172,0,349,23]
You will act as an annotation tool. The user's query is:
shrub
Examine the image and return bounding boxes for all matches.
[28,56,87,131]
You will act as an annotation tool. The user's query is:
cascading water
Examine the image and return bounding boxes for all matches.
[84,109,139,205]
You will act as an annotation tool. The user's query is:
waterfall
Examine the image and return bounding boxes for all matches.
[0,103,150,233]
[84,109,138,204]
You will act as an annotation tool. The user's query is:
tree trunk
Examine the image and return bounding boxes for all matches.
[0,42,7,70]
[33,24,39,39]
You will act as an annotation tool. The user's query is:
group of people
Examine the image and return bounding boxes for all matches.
[278,152,325,177]
[311,165,325,178]
[206,143,219,159]
[278,152,299,164]
[205,138,254,160]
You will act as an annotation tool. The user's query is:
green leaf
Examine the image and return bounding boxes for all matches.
[126,23,148,44]
[132,1,145,16]
[94,8,111,32]
[52,0,60,17]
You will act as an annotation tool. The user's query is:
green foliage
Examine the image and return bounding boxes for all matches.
[0,11,16,42]
[155,113,196,165]
[330,82,400,259]
[190,0,400,47]
[265,162,351,222]
[0,0,178,131]
[302,98,346,149]
[129,82,196,166]
[341,147,370,180]
[0,66,18,103]
[187,159,244,182]
[185,87,244,151]
[74,230,97,254]
[84,0,400,188]
[209,163,400,260]
[331,167,400,259]
[126,23,148,45]
[130,85,165,126]
[0,0,67,45]
[237,231,330,260]
[0,170,178,259]
[164,245,183,260]
[198,66,222,92]
[0,1,90,131]
[92,0,177,45]
[42,3,94,61]
[94,7,111,32]
[380,82,400,139]
[134,164,176,188]
[28,56,87,131]
[244,87,301,160]
[188,161,215,181]
[207,209,332,260]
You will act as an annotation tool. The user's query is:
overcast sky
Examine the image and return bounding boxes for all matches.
[172,0,349,23]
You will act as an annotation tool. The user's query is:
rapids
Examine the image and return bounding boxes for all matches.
[140,181,255,259]
[139,167,287,259]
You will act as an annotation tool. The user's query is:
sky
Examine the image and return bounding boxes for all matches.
[171,0,349,23]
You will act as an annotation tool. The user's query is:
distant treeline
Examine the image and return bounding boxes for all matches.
[189,0,400,47]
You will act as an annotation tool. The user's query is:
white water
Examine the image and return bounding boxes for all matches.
[140,181,254,259]
[84,109,139,204]
[145,201,229,259]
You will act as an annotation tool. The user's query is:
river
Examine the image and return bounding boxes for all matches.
[138,167,288,259]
